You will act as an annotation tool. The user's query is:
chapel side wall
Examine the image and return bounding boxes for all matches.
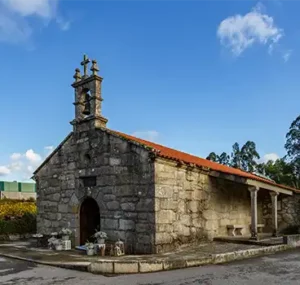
[154,159,255,253]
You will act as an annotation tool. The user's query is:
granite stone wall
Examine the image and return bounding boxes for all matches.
[154,159,260,253]
[262,192,300,233]
[35,126,155,254]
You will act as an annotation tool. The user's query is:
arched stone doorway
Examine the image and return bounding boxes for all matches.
[80,197,100,245]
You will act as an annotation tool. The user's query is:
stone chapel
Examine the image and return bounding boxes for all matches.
[33,55,300,254]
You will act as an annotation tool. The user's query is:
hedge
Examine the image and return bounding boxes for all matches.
[0,213,36,235]
[0,199,37,235]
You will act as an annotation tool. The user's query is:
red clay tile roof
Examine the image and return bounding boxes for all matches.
[111,130,299,193]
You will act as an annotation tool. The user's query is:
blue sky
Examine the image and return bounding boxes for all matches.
[0,0,299,181]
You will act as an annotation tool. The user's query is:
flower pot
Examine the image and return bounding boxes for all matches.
[86,248,94,256]
[97,238,105,244]
[62,235,69,241]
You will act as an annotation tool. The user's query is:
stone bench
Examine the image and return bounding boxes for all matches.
[227,225,244,236]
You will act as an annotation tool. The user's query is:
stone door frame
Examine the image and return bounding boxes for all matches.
[79,196,101,245]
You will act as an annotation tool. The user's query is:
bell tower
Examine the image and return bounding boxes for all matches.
[70,55,108,132]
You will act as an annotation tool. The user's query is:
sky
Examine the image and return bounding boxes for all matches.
[0,0,299,182]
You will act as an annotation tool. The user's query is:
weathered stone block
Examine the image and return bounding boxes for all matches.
[156,224,173,233]
[155,232,173,244]
[109,157,121,166]
[48,193,60,202]
[139,262,163,273]
[138,213,148,220]
[203,210,218,220]
[107,201,120,210]
[67,162,76,170]
[113,185,134,197]
[124,212,138,219]
[58,204,68,213]
[160,199,177,210]
[101,218,119,230]
[137,234,151,244]
[48,213,57,221]
[114,262,139,274]
[156,186,174,198]
[119,219,135,231]
[136,223,151,233]
[89,262,113,274]
[180,214,192,226]
[156,210,175,224]
[103,194,116,202]
[188,201,199,213]
[121,202,135,211]
[136,198,154,212]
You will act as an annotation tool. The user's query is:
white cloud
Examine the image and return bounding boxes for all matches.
[0,11,32,44]
[0,147,49,181]
[0,0,69,44]
[261,153,280,163]
[217,3,283,56]
[2,0,56,18]
[0,166,11,176]
[132,131,160,142]
[9,161,23,171]
[283,49,292,62]
[27,165,34,173]
[25,149,42,163]
[10,153,22,160]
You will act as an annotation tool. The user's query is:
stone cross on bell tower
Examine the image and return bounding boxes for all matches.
[70,54,108,132]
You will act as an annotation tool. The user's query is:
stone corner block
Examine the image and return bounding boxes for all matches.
[163,259,187,270]
[114,262,139,274]
[138,261,163,273]
[88,262,114,274]
[186,257,213,268]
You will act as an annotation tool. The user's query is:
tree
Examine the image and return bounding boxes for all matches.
[258,158,299,188]
[285,115,300,160]
[285,115,300,188]
[205,114,300,189]
[206,152,230,166]
[230,142,242,168]
[240,141,260,172]
[228,141,260,172]
[218,152,231,166]
[206,152,218,162]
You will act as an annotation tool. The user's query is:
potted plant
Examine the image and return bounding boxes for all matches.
[47,237,57,250]
[93,230,107,244]
[52,239,63,251]
[85,242,95,256]
[60,228,72,241]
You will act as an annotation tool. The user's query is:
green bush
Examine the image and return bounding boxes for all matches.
[0,213,36,235]
[0,199,36,219]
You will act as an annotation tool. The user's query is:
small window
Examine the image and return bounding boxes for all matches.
[81,176,96,187]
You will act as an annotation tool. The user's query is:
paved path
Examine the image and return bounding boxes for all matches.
[1,248,300,285]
